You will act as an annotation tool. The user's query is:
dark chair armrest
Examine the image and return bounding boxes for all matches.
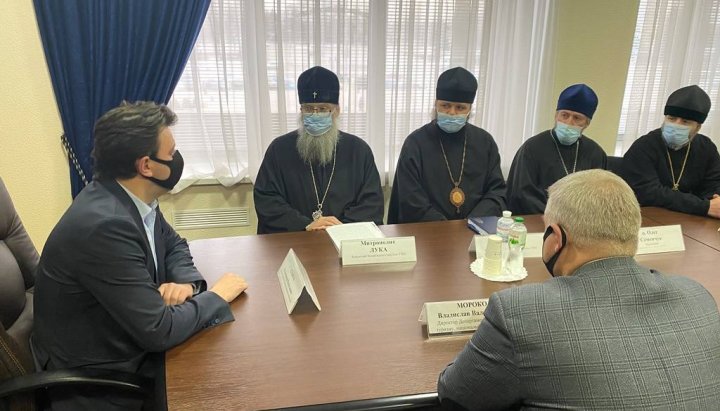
[273,392,440,410]
[0,368,153,399]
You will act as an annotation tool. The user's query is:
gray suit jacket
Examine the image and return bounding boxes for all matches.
[32,179,233,410]
[438,257,720,410]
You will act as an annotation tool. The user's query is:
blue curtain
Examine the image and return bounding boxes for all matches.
[33,0,211,197]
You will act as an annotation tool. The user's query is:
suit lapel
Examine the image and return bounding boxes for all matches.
[99,179,158,282]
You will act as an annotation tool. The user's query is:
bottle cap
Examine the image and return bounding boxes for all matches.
[502,210,512,218]
[514,217,524,223]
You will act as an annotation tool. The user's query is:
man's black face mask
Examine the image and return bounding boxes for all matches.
[147,151,184,190]
[543,225,567,277]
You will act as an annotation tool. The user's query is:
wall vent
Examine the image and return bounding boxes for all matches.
[173,207,249,230]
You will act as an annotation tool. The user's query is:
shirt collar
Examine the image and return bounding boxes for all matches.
[118,182,158,221]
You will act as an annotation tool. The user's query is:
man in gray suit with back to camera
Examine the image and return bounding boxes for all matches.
[32,101,249,410]
[438,169,720,410]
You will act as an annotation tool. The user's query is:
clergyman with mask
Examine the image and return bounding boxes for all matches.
[622,85,720,218]
[254,66,383,233]
[506,84,607,215]
[438,169,720,410]
[32,101,249,410]
[387,67,506,223]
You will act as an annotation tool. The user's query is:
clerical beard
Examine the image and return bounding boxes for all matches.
[297,116,339,165]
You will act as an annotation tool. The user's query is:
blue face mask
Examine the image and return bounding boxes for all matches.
[436,112,468,133]
[302,112,333,136]
[661,121,691,150]
[554,122,582,145]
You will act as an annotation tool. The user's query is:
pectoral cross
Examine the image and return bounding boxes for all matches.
[313,91,317,99]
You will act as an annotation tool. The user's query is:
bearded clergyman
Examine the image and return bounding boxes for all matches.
[253,66,384,234]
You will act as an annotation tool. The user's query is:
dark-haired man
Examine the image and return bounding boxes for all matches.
[32,101,248,410]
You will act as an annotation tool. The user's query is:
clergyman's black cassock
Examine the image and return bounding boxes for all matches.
[254,130,384,233]
[506,130,607,215]
[388,122,506,223]
[621,129,720,215]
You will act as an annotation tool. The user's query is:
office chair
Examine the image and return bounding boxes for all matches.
[0,178,153,410]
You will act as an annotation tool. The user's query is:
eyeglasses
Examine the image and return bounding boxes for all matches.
[300,105,334,114]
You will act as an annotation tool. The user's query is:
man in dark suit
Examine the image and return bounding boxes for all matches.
[32,101,249,410]
[438,169,720,410]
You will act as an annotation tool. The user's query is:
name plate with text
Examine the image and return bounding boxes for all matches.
[521,233,544,258]
[341,237,417,266]
[419,299,488,336]
[637,225,685,255]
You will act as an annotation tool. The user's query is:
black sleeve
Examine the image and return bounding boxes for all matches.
[698,140,720,198]
[599,148,608,169]
[505,145,546,215]
[622,143,710,216]
[469,138,506,217]
[340,146,385,225]
[394,138,448,222]
[254,143,313,232]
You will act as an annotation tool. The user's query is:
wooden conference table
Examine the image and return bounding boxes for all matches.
[166,208,720,410]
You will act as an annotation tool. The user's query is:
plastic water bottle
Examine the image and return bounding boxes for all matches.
[496,210,514,243]
[506,217,527,273]
[508,217,527,248]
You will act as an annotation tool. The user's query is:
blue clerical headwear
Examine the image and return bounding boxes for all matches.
[557,84,598,119]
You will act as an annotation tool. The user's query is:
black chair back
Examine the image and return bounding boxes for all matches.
[607,155,623,176]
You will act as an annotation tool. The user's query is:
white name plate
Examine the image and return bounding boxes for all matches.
[419,299,488,336]
[521,233,543,258]
[341,236,417,266]
[277,249,321,314]
[637,225,685,255]
[470,233,543,258]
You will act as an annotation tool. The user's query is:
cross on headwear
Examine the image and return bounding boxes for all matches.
[297,66,340,104]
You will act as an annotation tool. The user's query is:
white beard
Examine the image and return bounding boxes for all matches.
[297,115,340,165]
